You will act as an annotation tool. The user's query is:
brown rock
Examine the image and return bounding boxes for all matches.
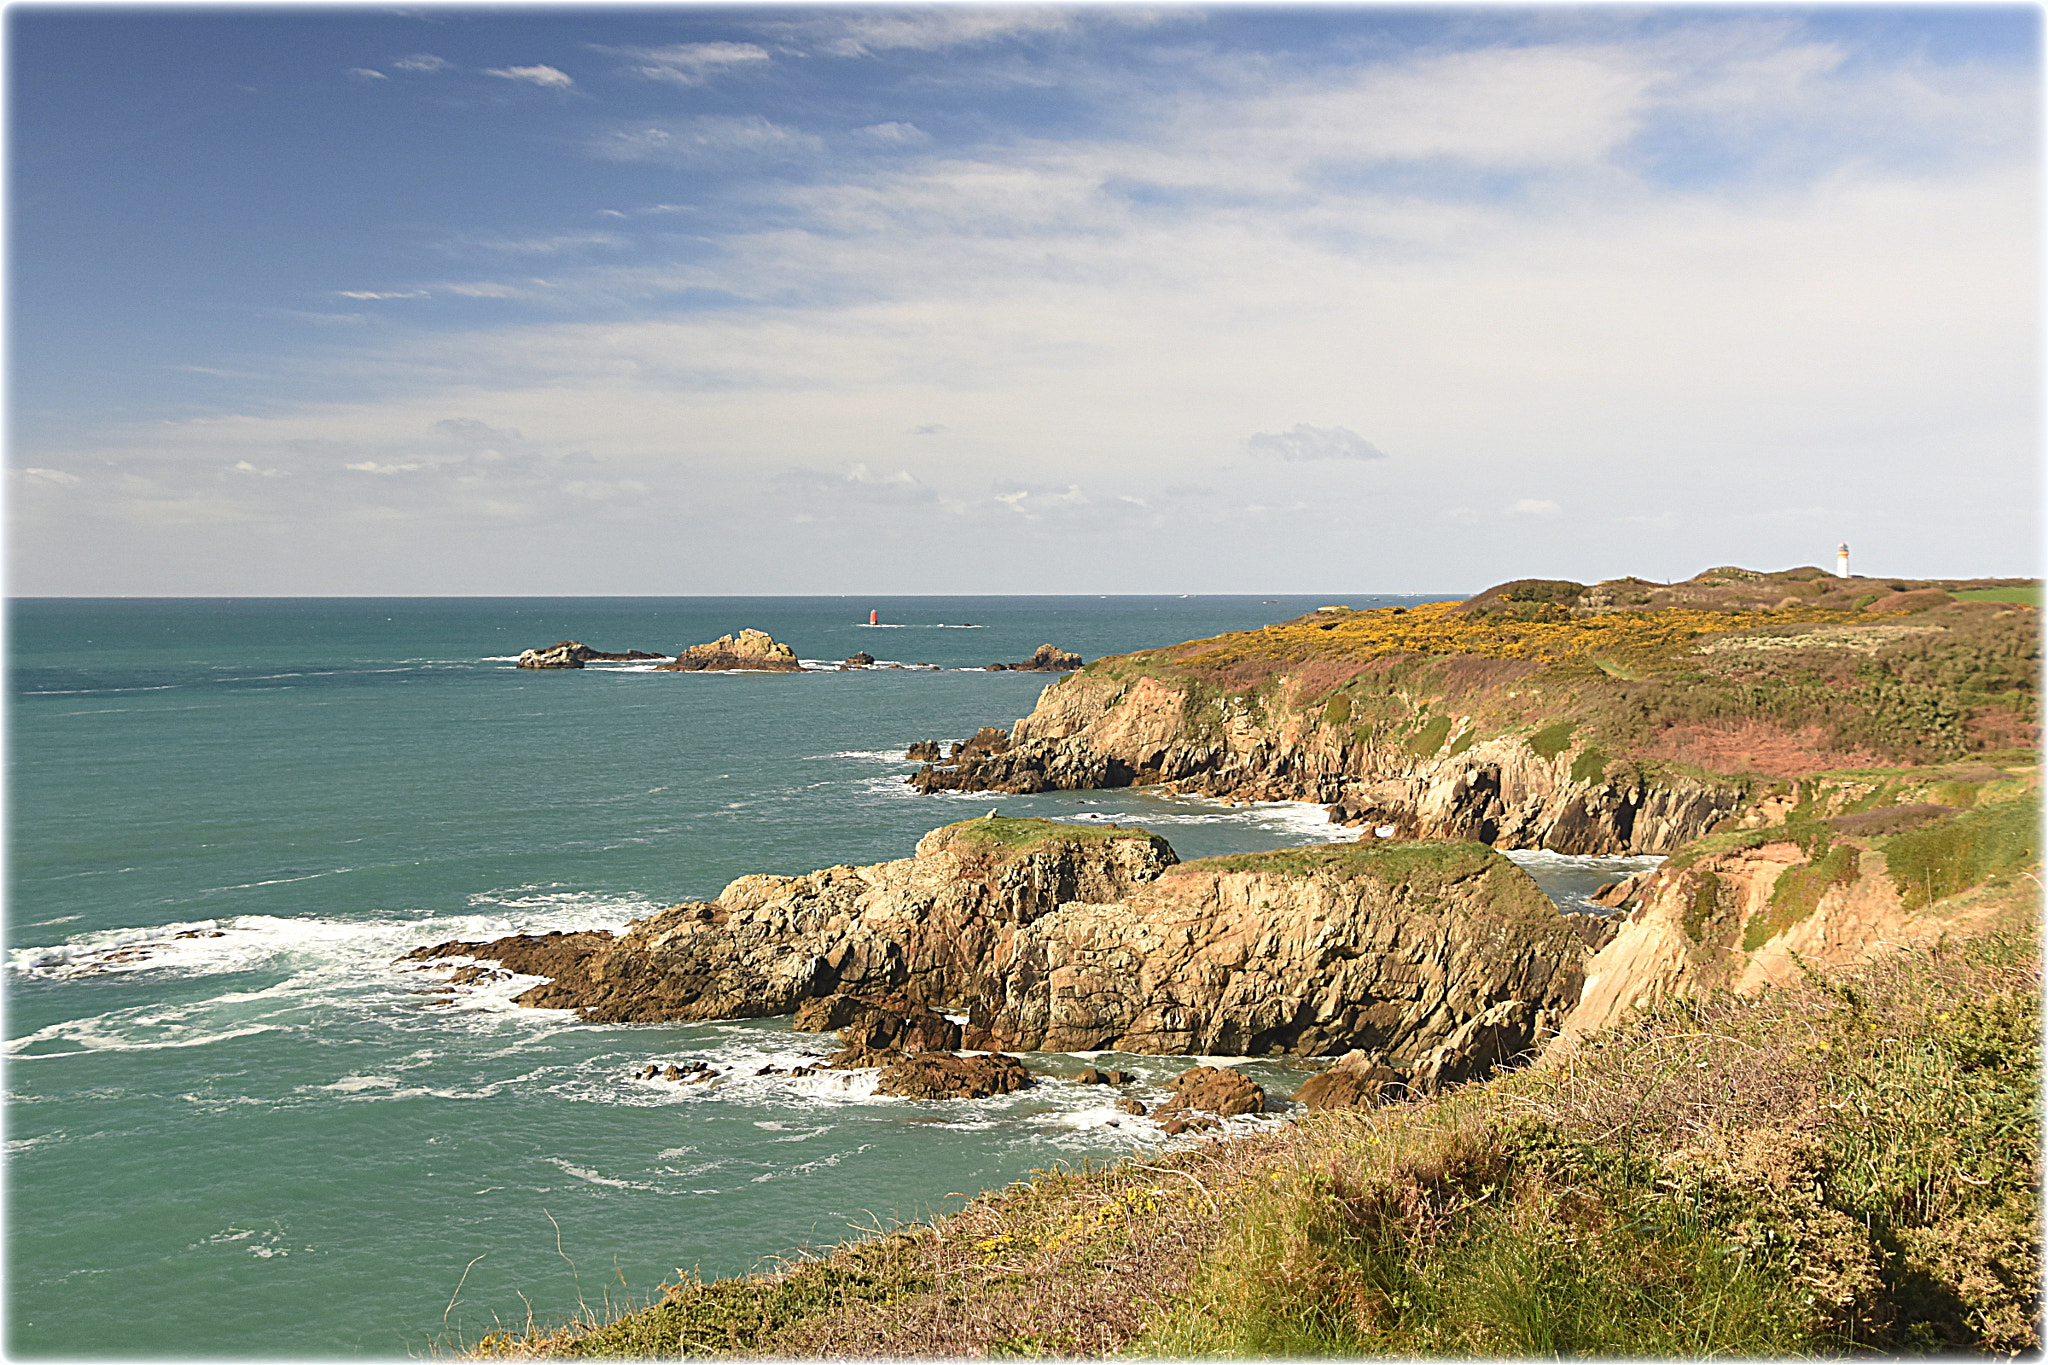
[515,640,665,668]
[1156,1110,1220,1136]
[1293,1050,1405,1110]
[1166,1065,1265,1117]
[843,652,876,668]
[657,629,803,673]
[873,1051,1033,1100]
[905,740,944,762]
[1114,1097,1147,1116]
[1008,644,1083,671]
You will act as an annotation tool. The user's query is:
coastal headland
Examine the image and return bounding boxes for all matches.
[456,565,2038,1358]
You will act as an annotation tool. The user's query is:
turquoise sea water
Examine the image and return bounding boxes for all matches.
[6,596,1649,1357]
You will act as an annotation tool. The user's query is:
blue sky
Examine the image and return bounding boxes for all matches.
[9,5,2040,595]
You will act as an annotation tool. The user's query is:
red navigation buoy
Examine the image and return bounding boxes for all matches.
[869,609,879,625]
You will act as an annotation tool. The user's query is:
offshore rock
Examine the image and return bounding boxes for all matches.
[412,819,1587,1079]
[1162,1065,1264,1117]
[658,629,803,672]
[874,1051,1033,1100]
[515,640,666,669]
[1006,644,1084,672]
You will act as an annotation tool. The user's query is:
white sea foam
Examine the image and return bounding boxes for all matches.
[1500,850,1665,875]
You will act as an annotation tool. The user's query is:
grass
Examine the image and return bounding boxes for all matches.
[1146,914,2041,1357]
[934,814,1168,856]
[1952,584,2042,606]
[449,908,2040,1360]
[1881,791,2040,910]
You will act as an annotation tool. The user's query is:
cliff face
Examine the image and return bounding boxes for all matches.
[409,818,1589,1070]
[1563,775,2038,1036]
[910,569,2038,855]
[916,670,1741,854]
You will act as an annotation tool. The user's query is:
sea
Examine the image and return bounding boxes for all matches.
[5,596,1661,1357]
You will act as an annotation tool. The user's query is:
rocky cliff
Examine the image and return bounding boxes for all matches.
[407,817,1590,1079]
[1563,769,2038,1037]
[910,567,2038,855]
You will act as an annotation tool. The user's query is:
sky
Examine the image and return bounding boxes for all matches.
[7,4,2041,596]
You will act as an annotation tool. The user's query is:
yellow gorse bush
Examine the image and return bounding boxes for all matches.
[1168,600,1872,675]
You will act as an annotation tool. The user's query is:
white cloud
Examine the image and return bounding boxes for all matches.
[345,461,426,475]
[777,8,1080,57]
[1245,425,1388,463]
[485,65,573,89]
[228,460,284,478]
[590,115,821,164]
[390,53,452,74]
[20,467,80,486]
[336,289,427,300]
[346,67,388,81]
[1509,499,1563,517]
[857,122,930,146]
[596,41,770,85]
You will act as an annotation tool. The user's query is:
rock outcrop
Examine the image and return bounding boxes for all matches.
[658,629,803,672]
[516,641,667,669]
[986,644,1084,672]
[407,818,1587,1078]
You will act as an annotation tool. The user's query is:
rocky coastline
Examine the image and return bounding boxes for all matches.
[904,567,2037,855]
[510,627,1086,675]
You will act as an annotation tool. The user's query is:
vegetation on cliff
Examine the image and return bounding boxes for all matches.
[462,903,2037,1359]
[1115,568,2038,772]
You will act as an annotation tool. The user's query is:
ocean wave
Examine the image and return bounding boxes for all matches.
[1500,850,1666,874]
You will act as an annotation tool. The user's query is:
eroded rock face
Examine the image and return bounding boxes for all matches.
[407,819,1587,1078]
[1292,1050,1403,1110]
[658,629,803,672]
[908,672,1742,853]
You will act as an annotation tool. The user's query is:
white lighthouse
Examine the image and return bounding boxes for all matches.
[1835,542,1850,578]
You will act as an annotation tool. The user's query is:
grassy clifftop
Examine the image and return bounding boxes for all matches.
[463,903,2038,1359]
[1079,566,2037,776]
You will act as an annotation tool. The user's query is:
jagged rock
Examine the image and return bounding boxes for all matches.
[1407,1000,1541,1094]
[842,652,876,669]
[800,994,964,1066]
[1009,644,1083,672]
[1115,1097,1147,1116]
[1157,1111,1220,1136]
[873,1051,1033,1100]
[658,629,803,673]
[1293,1050,1405,1109]
[906,740,944,762]
[515,640,665,669]
[411,818,1586,1080]
[1164,1065,1265,1117]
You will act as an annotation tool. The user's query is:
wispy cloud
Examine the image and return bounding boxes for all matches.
[485,64,573,89]
[1246,425,1388,463]
[590,115,822,164]
[595,41,770,85]
[390,53,452,73]
[346,67,388,81]
[772,8,1082,57]
[1509,499,1563,517]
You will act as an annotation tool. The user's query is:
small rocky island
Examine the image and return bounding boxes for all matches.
[656,629,803,672]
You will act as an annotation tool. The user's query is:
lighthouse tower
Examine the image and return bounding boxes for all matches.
[1835,542,1850,578]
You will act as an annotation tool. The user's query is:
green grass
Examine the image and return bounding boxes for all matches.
[1192,839,1496,885]
[1952,584,2042,606]
[937,815,1165,855]
[1525,719,1576,760]
[1746,843,1861,949]
[1569,746,1608,784]
[1880,792,2041,910]
[1404,714,1452,757]
[1142,921,2041,1358]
